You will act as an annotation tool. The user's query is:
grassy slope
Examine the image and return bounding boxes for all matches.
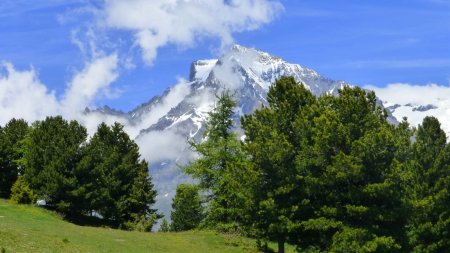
[0,199,295,253]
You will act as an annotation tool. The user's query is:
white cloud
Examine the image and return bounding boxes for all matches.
[62,54,119,116]
[136,129,191,165]
[366,82,450,135]
[100,0,283,64]
[0,54,119,127]
[0,62,60,125]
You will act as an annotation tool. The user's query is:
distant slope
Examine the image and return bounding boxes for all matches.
[0,199,294,253]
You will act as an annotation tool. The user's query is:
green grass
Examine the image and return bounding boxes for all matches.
[0,199,295,253]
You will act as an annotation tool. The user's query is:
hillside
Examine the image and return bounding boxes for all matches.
[0,199,294,253]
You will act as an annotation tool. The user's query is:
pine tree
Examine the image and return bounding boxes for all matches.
[20,116,87,214]
[243,81,410,252]
[170,184,203,231]
[242,76,315,253]
[0,118,29,198]
[408,116,450,252]
[184,91,253,228]
[293,87,409,251]
[79,122,160,229]
[159,218,170,232]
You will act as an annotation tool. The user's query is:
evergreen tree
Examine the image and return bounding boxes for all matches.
[10,176,37,204]
[170,184,203,231]
[79,122,160,229]
[159,218,170,232]
[0,118,29,198]
[241,76,315,253]
[293,87,409,251]
[20,116,87,214]
[184,91,253,228]
[243,81,410,252]
[408,116,450,252]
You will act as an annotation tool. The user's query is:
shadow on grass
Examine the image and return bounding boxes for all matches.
[64,213,119,228]
[41,205,119,229]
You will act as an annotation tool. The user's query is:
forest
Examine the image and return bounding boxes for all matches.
[1,76,449,253]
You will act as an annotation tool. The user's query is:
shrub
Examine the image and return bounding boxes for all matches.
[10,176,37,204]
[159,218,170,232]
[122,213,158,232]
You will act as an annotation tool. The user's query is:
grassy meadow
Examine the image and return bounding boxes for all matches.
[0,199,294,253]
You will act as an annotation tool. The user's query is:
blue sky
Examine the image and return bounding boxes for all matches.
[0,0,449,112]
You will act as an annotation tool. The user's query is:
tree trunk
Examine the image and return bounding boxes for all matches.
[277,237,285,253]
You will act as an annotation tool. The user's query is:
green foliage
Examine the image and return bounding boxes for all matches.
[414,116,446,172]
[407,116,450,252]
[241,79,450,251]
[330,227,401,253]
[242,76,315,252]
[294,88,410,251]
[20,116,87,213]
[184,91,254,228]
[78,122,160,229]
[159,218,170,232]
[10,176,37,204]
[0,118,29,198]
[242,79,412,252]
[122,213,159,232]
[170,184,203,231]
[14,116,159,230]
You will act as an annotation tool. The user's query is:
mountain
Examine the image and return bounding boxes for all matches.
[91,45,381,218]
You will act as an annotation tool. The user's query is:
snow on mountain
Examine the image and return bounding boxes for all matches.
[190,59,218,82]
[367,83,450,137]
[386,102,448,135]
